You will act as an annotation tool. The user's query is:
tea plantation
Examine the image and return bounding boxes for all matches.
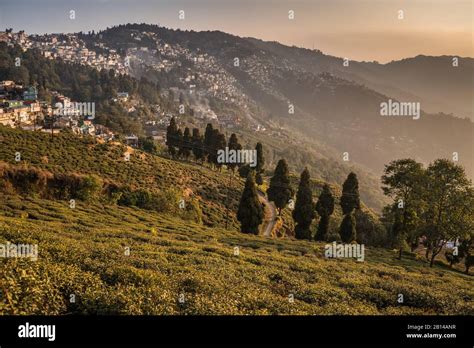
[0,126,472,315]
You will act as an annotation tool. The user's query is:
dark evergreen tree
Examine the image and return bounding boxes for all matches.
[315,184,335,241]
[227,133,242,172]
[139,136,157,154]
[208,129,226,169]
[237,172,264,234]
[203,123,214,162]
[175,128,183,158]
[267,159,294,215]
[191,128,204,161]
[207,129,219,166]
[179,127,191,160]
[166,117,178,158]
[292,168,315,240]
[340,172,360,215]
[238,164,251,179]
[339,172,360,243]
[255,142,264,185]
[340,212,356,243]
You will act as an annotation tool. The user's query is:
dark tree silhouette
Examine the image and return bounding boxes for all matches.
[237,172,264,234]
[267,159,294,215]
[292,168,315,240]
[315,184,335,241]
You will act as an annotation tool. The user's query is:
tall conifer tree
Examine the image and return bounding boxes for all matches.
[237,172,264,234]
[292,168,315,240]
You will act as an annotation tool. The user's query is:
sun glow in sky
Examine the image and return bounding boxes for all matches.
[1,0,472,62]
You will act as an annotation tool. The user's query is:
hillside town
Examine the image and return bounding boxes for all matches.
[0,29,267,132]
[0,80,118,141]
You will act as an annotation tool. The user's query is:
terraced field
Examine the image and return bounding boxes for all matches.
[0,126,243,228]
[0,126,472,315]
[0,194,472,315]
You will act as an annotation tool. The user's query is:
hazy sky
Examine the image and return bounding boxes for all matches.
[0,0,472,62]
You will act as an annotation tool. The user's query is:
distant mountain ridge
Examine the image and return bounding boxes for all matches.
[6,23,473,209]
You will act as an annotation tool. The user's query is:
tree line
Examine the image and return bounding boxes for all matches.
[237,157,473,272]
[381,158,473,270]
[238,158,360,244]
[166,117,265,182]
[165,119,473,272]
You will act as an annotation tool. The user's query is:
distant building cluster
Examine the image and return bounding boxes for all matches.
[1,29,267,136]
[0,80,42,128]
[0,80,115,141]
[0,30,129,75]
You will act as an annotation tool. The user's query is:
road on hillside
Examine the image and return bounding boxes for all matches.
[257,190,277,237]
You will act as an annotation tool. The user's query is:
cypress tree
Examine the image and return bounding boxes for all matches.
[339,172,360,243]
[207,128,220,166]
[212,130,227,169]
[179,127,191,160]
[292,168,315,240]
[340,212,356,243]
[238,164,251,179]
[267,159,294,215]
[255,142,264,185]
[315,184,335,241]
[237,172,264,234]
[227,133,242,172]
[191,128,203,161]
[203,123,214,162]
[175,128,183,158]
[166,117,178,158]
[340,172,360,215]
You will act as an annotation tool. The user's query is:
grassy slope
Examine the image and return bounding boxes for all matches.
[0,126,243,229]
[0,194,472,315]
[0,126,472,315]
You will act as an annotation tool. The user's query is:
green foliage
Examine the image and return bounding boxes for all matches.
[340,213,356,243]
[354,209,388,247]
[0,126,242,229]
[381,158,474,266]
[315,184,335,241]
[0,43,162,135]
[237,172,264,234]
[339,172,360,244]
[76,175,103,202]
[340,172,360,215]
[292,168,315,240]
[166,117,179,157]
[0,194,472,315]
[191,128,204,161]
[203,123,214,162]
[238,164,251,179]
[267,159,294,215]
[209,129,226,168]
[139,136,158,155]
[381,159,425,257]
[227,133,242,172]
[178,127,192,160]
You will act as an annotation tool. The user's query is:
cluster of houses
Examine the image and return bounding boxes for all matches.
[32,34,129,75]
[1,29,267,142]
[1,30,129,75]
[0,80,115,141]
[0,81,42,129]
[0,30,31,50]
